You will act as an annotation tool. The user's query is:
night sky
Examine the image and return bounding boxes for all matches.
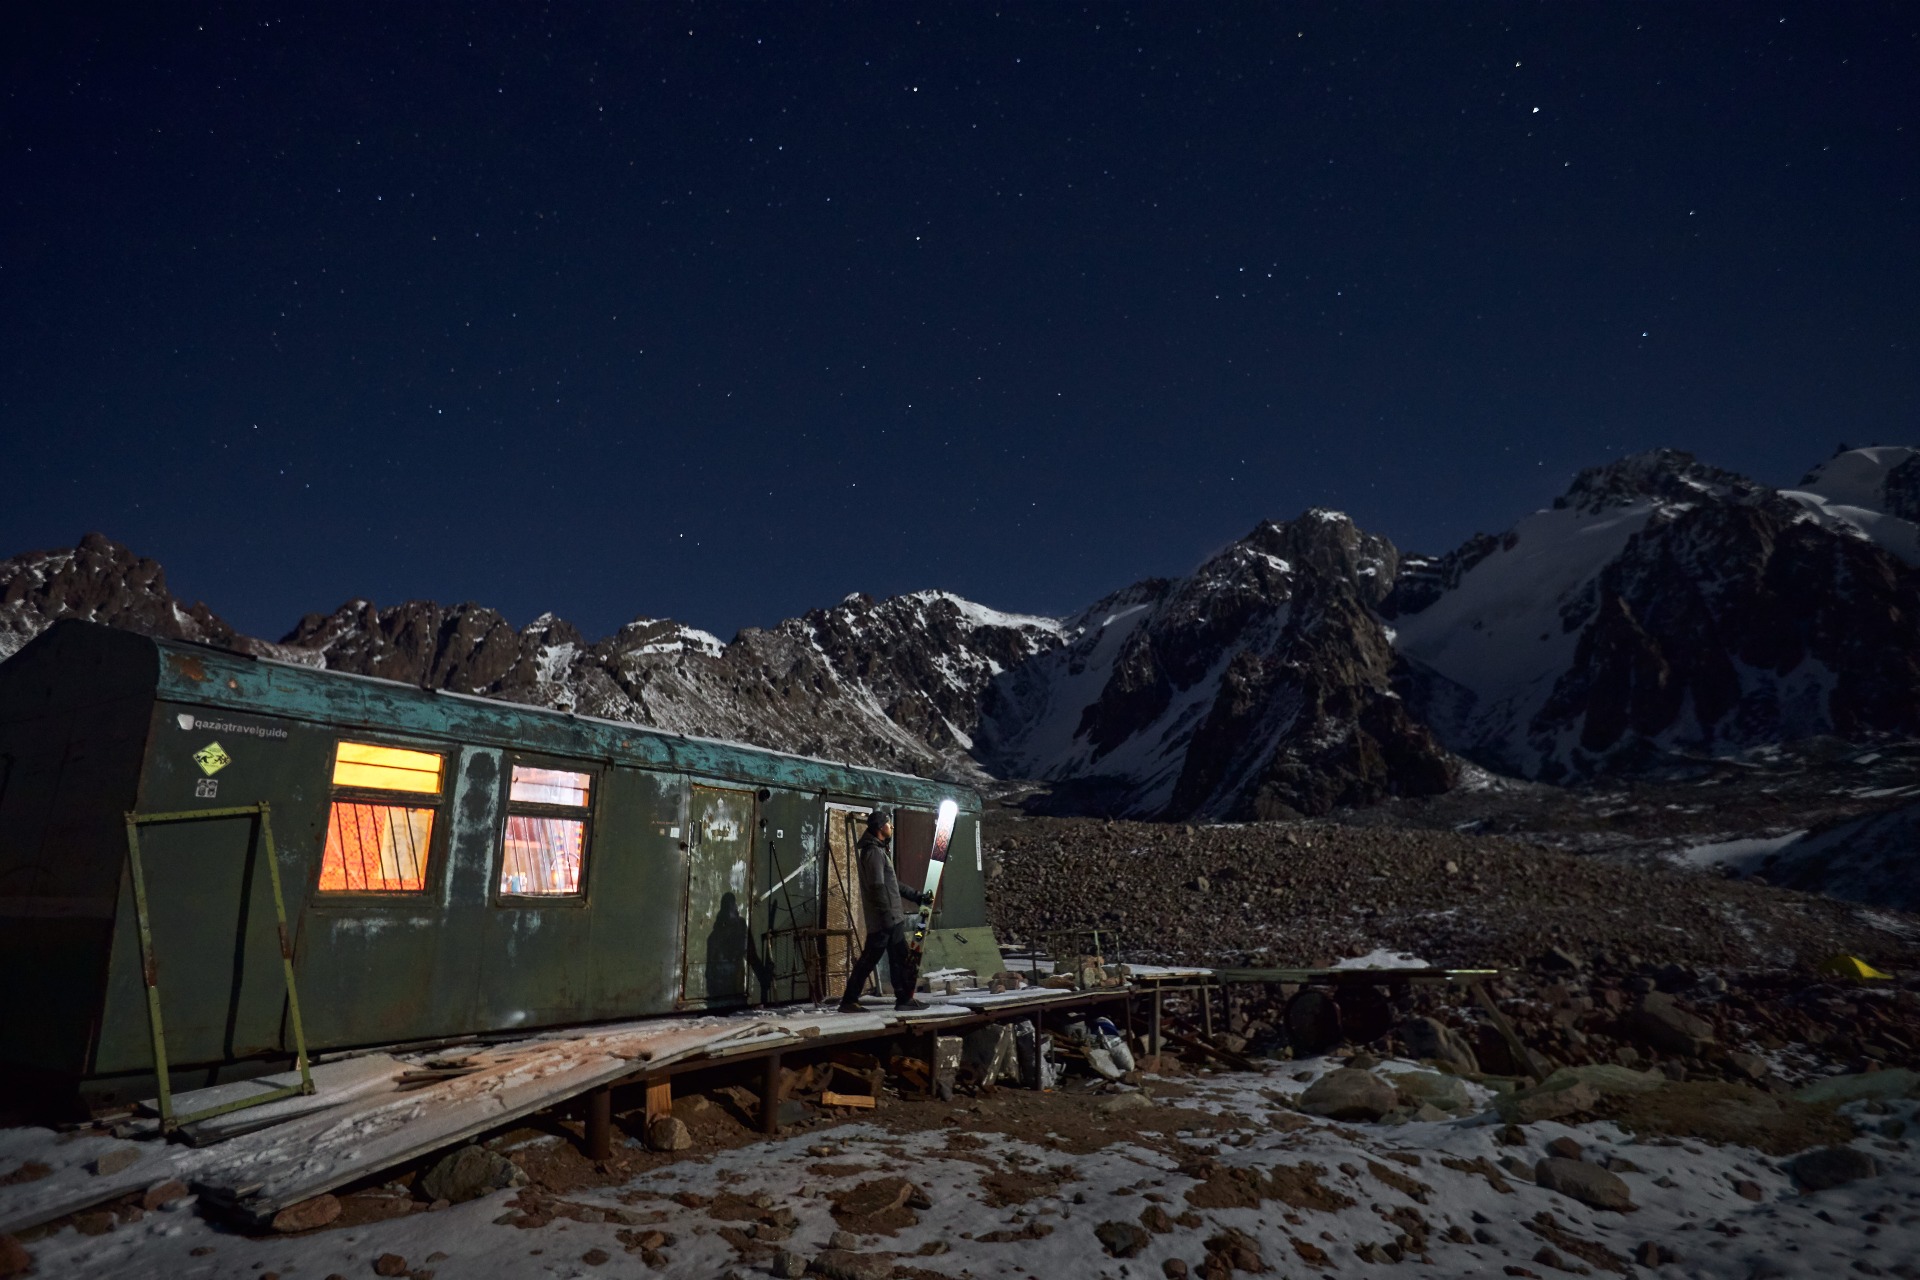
[4,5,1915,642]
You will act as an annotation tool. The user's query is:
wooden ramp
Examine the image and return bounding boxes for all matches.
[0,987,1135,1233]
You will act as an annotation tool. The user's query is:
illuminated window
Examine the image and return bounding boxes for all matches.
[331,741,444,793]
[499,764,592,897]
[318,741,444,893]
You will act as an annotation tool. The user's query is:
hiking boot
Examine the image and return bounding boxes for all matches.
[836,1001,865,1014]
[894,998,930,1011]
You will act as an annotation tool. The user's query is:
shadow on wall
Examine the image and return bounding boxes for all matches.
[704,891,750,1005]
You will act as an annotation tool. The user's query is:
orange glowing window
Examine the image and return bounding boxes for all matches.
[319,802,436,892]
[318,740,445,893]
[331,741,444,794]
[499,763,592,897]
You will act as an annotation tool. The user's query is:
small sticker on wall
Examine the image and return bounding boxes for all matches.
[193,742,232,775]
[195,777,219,799]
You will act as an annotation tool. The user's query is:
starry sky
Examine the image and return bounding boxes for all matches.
[3,4,1915,641]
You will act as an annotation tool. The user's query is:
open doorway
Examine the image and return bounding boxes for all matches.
[821,803,869,996]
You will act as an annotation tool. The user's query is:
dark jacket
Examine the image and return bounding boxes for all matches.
[857,831,908,934]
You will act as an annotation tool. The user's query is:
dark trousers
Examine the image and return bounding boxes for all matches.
[840,922,916,1005]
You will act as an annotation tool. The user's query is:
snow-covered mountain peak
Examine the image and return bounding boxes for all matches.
[1782,444,1920,566]
[1552,449,1761,516]
[1395,446,1920,779]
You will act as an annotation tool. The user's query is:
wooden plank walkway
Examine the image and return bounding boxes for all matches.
[0,987,1128,1233]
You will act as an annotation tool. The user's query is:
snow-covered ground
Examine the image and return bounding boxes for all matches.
[19,1056,1917,1279]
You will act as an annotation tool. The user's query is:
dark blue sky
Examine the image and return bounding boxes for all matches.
[4,4,1915,640]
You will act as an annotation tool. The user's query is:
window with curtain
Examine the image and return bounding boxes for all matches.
[317,742,444,893]
[498,763,593,897]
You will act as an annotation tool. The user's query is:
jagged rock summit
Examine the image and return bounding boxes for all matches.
[0,533,241,658]
[977,509,1457,819]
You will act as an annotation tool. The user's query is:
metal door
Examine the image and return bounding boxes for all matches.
[680,785,756,1007]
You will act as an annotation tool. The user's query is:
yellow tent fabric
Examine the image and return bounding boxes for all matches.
[1818,954,1893,980]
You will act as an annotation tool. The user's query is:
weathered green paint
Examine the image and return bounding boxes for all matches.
[0,621,989,1101]
[149,639,964,810]
[680,785,756,1008]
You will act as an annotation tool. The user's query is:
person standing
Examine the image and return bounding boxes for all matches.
[836,806,930,1012]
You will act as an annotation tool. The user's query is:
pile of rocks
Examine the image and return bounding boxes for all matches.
[1144,946,1920,1096]
[985,813,1920,974]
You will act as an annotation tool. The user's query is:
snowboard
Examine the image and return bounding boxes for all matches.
[907,798,959,953]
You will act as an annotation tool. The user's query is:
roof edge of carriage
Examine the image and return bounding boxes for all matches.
[16,619,981,807]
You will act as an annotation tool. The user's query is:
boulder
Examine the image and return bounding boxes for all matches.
[1496,1079,1601,1125]
[1393,1069,1472,1112]
[1497,1064,1664,1124]
[1299,1069,1398,1121]
[418,1145,527,1204]
[772,1250,810,1278]
[1790,1146,1878,1192]
[1632,992,1714,1057]
[1534,1158,1635,1211]
[269,1193,342,1233]
[1396,1017,1480,1074]
[647,1117,694,1152]
[1096,1221,1151,1258]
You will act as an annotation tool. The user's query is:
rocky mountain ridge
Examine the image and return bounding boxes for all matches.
[4,445,1917,831]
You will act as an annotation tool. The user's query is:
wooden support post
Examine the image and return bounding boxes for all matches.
[1202,982,1215,1039]
[1029,1013,1043,1090]
[645,1078,672,1126]
[1150,985,1163,1060]
[584,1085,613,1161]
[761,1052,783,1135]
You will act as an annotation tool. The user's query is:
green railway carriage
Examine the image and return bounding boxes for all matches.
[0,621,993,1106]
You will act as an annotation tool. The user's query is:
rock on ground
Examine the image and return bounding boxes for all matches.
[647,1117,694,1152]
[1298,1069,1398,1121]
[269,1194,343,1233]
[1533,1157,1635,1211]
[1096,1220,1151,1257]
[1791,1146,1879,1191]
[418,1146,527,1204]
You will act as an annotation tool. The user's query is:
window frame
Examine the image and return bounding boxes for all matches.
[492,753,598,906]
[312,737,450,901]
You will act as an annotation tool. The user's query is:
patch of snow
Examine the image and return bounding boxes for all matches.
[1332,948,1431,970]
[1671,830,1807,873]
